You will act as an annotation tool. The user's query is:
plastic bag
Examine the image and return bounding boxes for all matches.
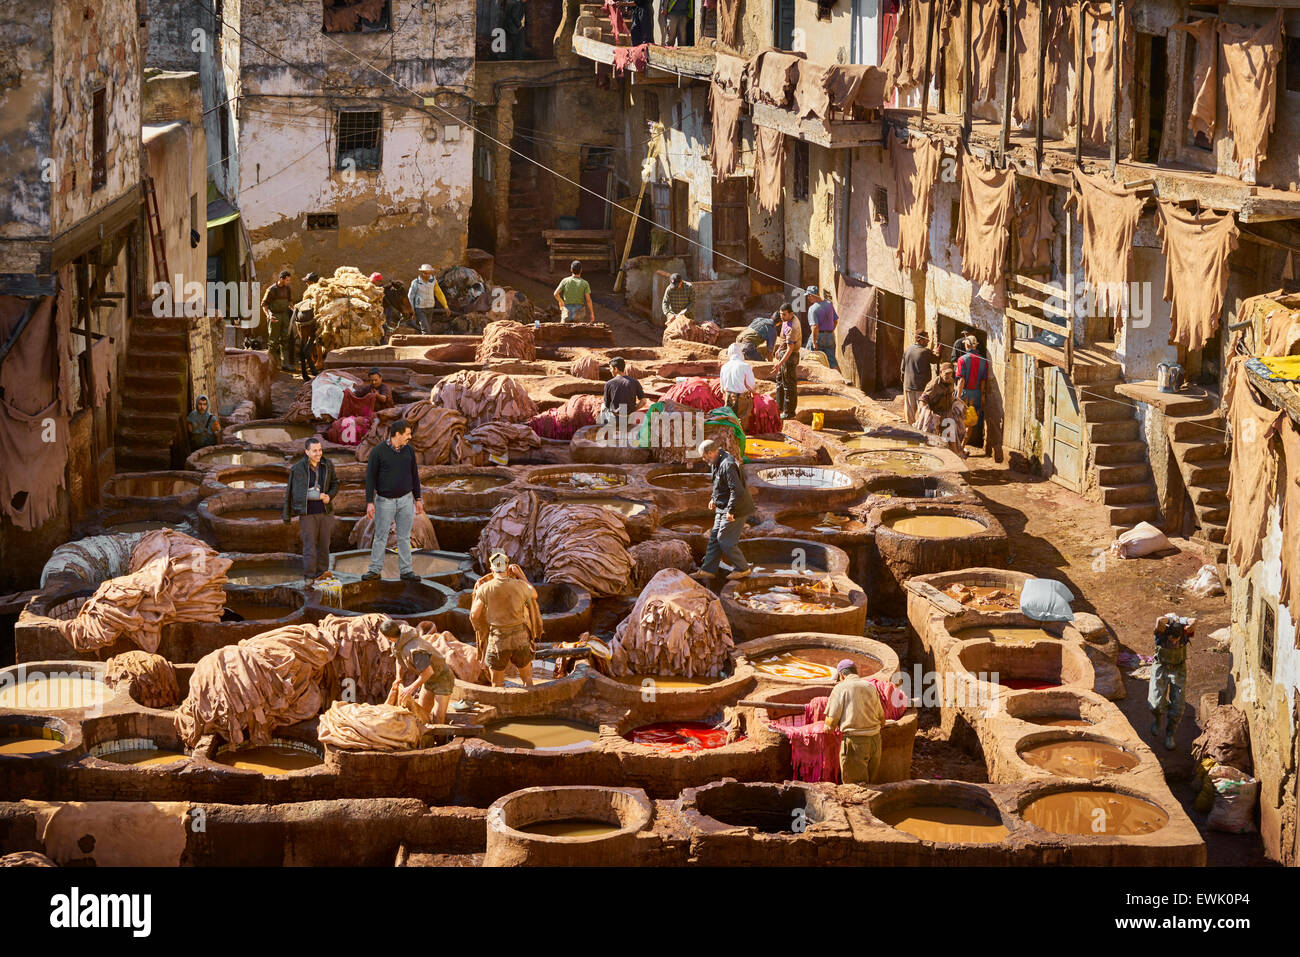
[1019,577,1075,622]
[1109,521,1175,559]
[964,404,979,429]
[311,371,357,419]
[1205,764,1258,833]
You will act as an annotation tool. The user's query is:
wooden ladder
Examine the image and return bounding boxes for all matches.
[144,175,169,286]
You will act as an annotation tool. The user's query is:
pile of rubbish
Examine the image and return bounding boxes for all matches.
[477,320,536,362]
[300,267,387,353]
[608,569,734,678]
[430,370,538,429]
[57,530,231,653]
[473,491,633,597]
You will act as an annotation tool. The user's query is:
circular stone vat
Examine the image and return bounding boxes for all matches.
[447,582,591,643]
[737,632,899,687]
[212,738,324,774]
[98,515,188,535]
[222,584,307,623]
[952,623,1061,645]
[952,640,1092,693]
[749,646,881,681]
[228,421,319,446]
[885,514,986,537]
[740,537,851,578]
[795,390,863,426]
[1020,788,1168,836]
[657,508,718,561]
[477,717,601,751]
[1004,690,1106,728]
[0,663,112,713]
[199,488,300,553]
[525,465,630,493]
[862,472,974,503]
[421,468,516,510]
[749,466,861,507]
[429,509,492,553]
[686,780,832,834]
[1016,734,1139,778]
[204,464,290,492]
[570,424,655,465]
[645,465,714,493]
[845,449,946,475]
[484,786,653,866]
[223,553,308,587]
[0,715,77,759]
[331,549,472,587]
[90,739,189,767]
[775,508,871,537]
[871,783,1010,844]
[574,497,657,540]
[186,443,288,472]
[722,576,867,641]
[101,471,206,510]
[585,665,753,719]
[320,578,455,626]
[841,429,934,451]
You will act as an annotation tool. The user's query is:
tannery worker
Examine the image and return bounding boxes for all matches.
[352,366,395,410]
[363,418,425,582]
[661,272,695,321]
[693,438,754,581]
[954,339,989,450]
[382,620,455,724]
[737,314,777,361]
[1150,614,1194,750]
[186,394,222,449]
[407,264,449,334]
[772,302,802,420]
[806,286,839,371]
[261,269,295,369]
[662,0,692,46]
[470,551,544,688]
[282,435,339,579]
[825,659,884,785]
[600,356,646,425]
[719,343,756,427]
[900,331,938,426]
[554,260,596,324]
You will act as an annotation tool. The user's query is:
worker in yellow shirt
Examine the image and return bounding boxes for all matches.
[824,659,884,785]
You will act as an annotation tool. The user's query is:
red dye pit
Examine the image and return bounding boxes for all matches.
[1000,678,1061,690]
[627,722,732,752]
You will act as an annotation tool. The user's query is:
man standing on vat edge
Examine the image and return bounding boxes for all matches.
[825,659,884,785]
[692,439,754,582]
[283,436,340,579]
[363,419,424,581]
[470,551,544,688]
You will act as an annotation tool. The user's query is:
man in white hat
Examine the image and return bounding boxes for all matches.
[470,550,544,687]
[407,264,449,334]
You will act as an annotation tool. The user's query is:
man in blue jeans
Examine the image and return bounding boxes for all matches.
[806,286,839,371]
[363,419,424,581]
[692,439,754,582]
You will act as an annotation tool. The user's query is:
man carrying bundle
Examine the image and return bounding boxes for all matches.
[381,620,455,725]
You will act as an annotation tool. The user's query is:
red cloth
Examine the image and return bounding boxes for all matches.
[663,376,724,412]
[774,714,840,784]
[612,43,649,77]
[341,388,378,420]
[747,394,782,435]
[869,677,909,720]
[629,721,731,752]
[325,413,372,445]
[603,0,628,36]
[528,393,603,441]
[803,695,830,723]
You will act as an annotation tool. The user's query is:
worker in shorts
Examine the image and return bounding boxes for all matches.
[382,619,455,725]
[470,550,543,688]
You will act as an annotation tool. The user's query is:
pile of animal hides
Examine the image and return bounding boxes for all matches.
[104,650,180,709]
[608,569,734,678]
[56,530,230,654]
[317,701,423,752]
[41,531,148,587]
[628,539,696,590]
[663,314,722,347]
[354,402,472,465]
[528,393,603,441]
[299,267,387,353]
[349,510,441,550]
[429,370,538,429]
[662,376,782,435]
[472,491,633,597]
[476,320,536,362]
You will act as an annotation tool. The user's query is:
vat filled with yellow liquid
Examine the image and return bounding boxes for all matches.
[478,718,601,751]
[1021,789,1168,835]
[0,675,109,711]
[845,450,944,475]
[796,394,861,411]
[519,819,622,837]
[952,624,1058,645]
[745,438,803,459]
[0,736,65,756]
[215,742,324,774]
[92,740,189,767]
[878,805,1010,843]
[885,515,985,537]
[752,647,880,681]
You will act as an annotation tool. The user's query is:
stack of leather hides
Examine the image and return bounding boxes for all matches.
[608,569,734,678]
[476,320,536,362]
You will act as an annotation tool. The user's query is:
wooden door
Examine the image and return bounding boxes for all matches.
[712,177,748,275]
[1045,367,1085,491]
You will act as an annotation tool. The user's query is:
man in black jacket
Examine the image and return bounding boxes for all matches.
[283,436,340,578]
[693,439,754,582]
[364,419,424,581]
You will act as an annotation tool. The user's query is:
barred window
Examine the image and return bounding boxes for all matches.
[336,110,382,171]
[793,140,809,202]
[91,88,107,191]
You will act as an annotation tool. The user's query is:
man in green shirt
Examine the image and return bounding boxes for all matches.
[553,260,596,324]
[824,659,884,785]
[662,0,692,45]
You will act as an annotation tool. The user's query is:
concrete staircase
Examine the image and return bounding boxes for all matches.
[1167,404,1230,564]
[507,161,544,244]
[113,312,188,472]
[1080,379,1162,531]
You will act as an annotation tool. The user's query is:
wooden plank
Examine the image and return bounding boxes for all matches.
[902,579,967,615]
[1007,305,1068,333]
[1010,291,1070,319]
[748,102,883,149]
[543,229,614,239]
[1010,273,1064,298]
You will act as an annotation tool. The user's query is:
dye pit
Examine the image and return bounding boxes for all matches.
[878,805,1009,843]
[647,471,712,491]
[427,475,512,494]
[665,517,713,533]
[224,560,306,586]
[519,819,621,837]
[611,674,718,689]
[98,747,188,767]
[845,450,944,474]
[0,677,109,711]
[215,744,323,774]
[201,450,285,467]
[885,515,986,537]
[478,719,601,751]
[841,434,929,451]
[103,520,175,533]
[796,394,861,411]
[532,471,627,491]
[581,497,649,518]
[223,599,298,621]
[223,470,288,489]
[627,722,731,751]
[0,736,63,755]
[744,438,803,458]
[781,512,870,534]
[332,552,464,579]
[110,475,201,496]
[217,508,286,522]
[942,584,1022,611]
[1024,716,1093,728]
[1018,740,1139,777]
[230,424,318,444]
[953,624,1058,645]
[1021,791,1168,836]
[732,583,852,614]
[752,648,880,680]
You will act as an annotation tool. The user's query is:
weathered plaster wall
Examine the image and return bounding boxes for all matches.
[50,0,143,237]
[0,2,54,266]
[1229,504,1299,865]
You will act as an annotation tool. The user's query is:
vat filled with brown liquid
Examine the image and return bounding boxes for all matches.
[665,516,714,534]
[647,471,713,491]
[427,474,512,494]
[0,676,109,711]
[752,647,880,681]
[1022,790,1168,835]
[780,512,870,535]
[1024,716,1093,728]
[217,508,285,522]
[885,515,985,537]
[953,624,1058,645]
[478,718,601,751]
[878,805,1009,843]
[230,423,318,444]
[223,470,288,489]
[1018,740,1139,778]
[797,394,860,411]
[0,736,64,755]
[223,598,298,621]
[104,520,176,533]
[203,450,285,468]
[733,583,853,614]
[846,450,944,475]
[583,497,649,518]
[519,819,622,838]
[225,559,306,586]
[96,744,188,767]
[215,743,323,774]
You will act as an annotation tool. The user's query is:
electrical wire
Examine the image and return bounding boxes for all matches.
[196,0,1232,437]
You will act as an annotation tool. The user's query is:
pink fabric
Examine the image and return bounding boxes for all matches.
[774,714,840,784]
[663,377,725,412]
[603,0,628,36]
[528,393,603,441]
[340,388,377,420]
[325,413,372,445]
[612,43,650,77]
[804,695,830,723]
[747,394,782,435]
[869,677,909,720]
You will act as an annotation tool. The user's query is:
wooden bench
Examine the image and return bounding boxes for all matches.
[544,228,617,273]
